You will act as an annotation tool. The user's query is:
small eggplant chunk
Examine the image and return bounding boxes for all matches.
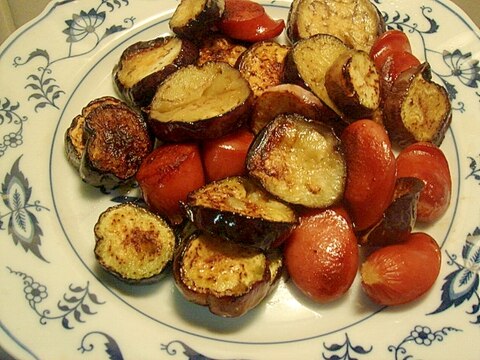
[169,0,225,41]
[94,203,176,284]
[284,34,351,115]
[250,84,342,135]
[113,36,199,108]
[65,96,125,170]
[325,50,381,120]
[286,0,385,52]
[182,176,298,250]
[383,63,452,148]
[246,113,346,208]
[358,177,425,247]
[80,101,153,189]
[173,230,281,317]
[146,62,253,142]
[197,34,247,67]
[236,41,290,98]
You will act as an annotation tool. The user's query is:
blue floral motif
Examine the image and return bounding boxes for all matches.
[322,333,373,360]
[161,340,233,360]
[0,98,28,157]
[12,0,134,112]
[430,229,480,324]
[7,267,105,329]
[78,331,124,360]
[443,50,480,88]
[388,325,461,360]
[466,154,480,184]
[1,156,49,262]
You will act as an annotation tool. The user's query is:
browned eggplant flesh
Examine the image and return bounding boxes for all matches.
[284,34,351,115]
[146,61,253,142]
[236,41,290,98]
[384,62,452,148]
[287,0,385,52]
[197,34,247,67]
[80,101,153,189]
[113,36,199,108]
[169,0,225,40]
[65,96,125,170]
[325,50,381,120]
[182,176,298,249]
[94,203,176,284]
[173,230,282,317]
[247,113,346,208]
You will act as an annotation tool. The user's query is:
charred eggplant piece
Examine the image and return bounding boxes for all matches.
[65,96,125,170]
[358,177,425,246]
[247,113,346,208]
[146,61,253,142]
[169,0,225,40]
[197,34,247,67]
[183,176,298,250]
[286,0,385,52]
[94,203,176,284]
[173,230,281,317]
[284,34,351,115]
[325,50,381,120]
[383,63,452,148]
[113,36,199,108]
[236,41,290,98]
[80,102,153,189]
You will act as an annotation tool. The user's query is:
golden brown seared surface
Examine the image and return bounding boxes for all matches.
[197,34,247,67]
[288,0,384,52]
[94,203,176,283]
[237,41,290,97]
[247,113,346,208]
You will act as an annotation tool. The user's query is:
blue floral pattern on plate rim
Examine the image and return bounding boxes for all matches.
[0,0,479,359]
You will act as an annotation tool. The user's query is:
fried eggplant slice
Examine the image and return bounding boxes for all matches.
[250,83,341,134]
[80,102,153,189]
[383,62,452,148]
[65,96,125,170]
[358,177,425,246]
[237,41,290,98]
[146,61,253,142]
[325,50,381,120]
[182,176,298,250]
[197,34,247,67]
[286,0,385,52]
[246,113,346,208]
[169,0,225,40]
[113,36,199,108]
[94,203,176,284]
[284,34,351,115]
[173,230,279,317]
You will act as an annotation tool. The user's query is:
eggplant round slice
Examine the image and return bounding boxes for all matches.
[113,36,199,108]
[146,62,253,142]
[286,0,385,52]
[80,102,153,189]
[182,176,298,250]
[246,113,346,208]
[169,0,225,40]
[94,203,176,284]
[65,96,126,170]
[383,62,452,148]
[173,230,277,317]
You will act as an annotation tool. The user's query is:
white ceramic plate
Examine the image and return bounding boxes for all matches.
[1,0,479,359]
